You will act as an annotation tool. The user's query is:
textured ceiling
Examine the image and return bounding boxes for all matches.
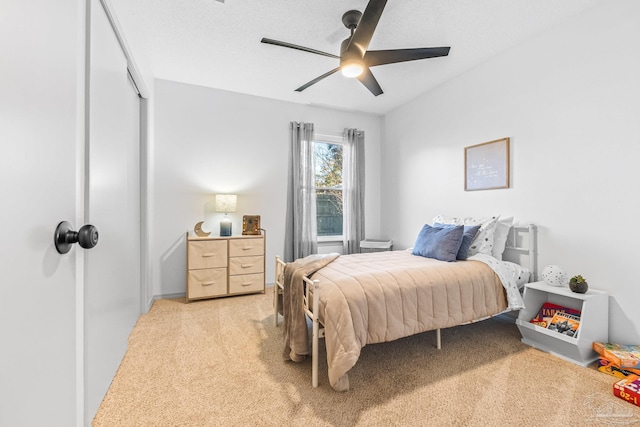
[115,0,603,115]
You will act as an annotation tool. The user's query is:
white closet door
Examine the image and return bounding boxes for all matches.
[85,0,141,423]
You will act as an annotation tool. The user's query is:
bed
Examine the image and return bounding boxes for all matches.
[274,218,537,391]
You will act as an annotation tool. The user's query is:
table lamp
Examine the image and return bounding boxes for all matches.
[215,194,237,236]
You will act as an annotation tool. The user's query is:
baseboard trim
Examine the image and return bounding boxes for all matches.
[152,284,275,302]
[153,292,185,301]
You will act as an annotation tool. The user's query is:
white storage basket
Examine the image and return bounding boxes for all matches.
[359,239,393,253]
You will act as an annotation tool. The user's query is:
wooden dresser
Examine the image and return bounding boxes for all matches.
[186,232,265,302]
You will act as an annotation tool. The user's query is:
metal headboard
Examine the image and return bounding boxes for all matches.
[502,224,538,282]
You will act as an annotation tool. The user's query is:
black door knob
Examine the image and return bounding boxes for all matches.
[54,221,99,254]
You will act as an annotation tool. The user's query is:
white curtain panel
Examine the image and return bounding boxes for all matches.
[342,128,365,254]
[284,122,318,262]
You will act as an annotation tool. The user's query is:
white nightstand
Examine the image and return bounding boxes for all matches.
[516,281,608,367]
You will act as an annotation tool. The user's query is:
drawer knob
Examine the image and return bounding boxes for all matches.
[202,253,216,257]
[241,264,253,268]
[241,282,253,286]
[202,281,216,286]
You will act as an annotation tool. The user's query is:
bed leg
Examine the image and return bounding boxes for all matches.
[274,284,279,327]
[436,328,441,349]
[312,280,320,388]
[274,256,284,327]
[312,317,319,388]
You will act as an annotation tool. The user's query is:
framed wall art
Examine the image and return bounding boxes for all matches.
[464,137,510,191]
[242,215,261,235]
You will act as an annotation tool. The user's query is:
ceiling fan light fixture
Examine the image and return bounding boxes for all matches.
[341,62,364,78]
[260,1,450,95]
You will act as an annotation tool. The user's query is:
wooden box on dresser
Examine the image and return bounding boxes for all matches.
[186,232,265,302]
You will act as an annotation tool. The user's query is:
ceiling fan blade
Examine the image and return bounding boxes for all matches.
[295,67,341,92]
[261,38,339,59]
[357,68,383,96]
[346,0,388,57]
[364,47,450,67]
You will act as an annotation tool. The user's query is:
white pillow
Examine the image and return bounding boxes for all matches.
[492,217,513,259]
[432,215,499,257]
[503,261,531,288]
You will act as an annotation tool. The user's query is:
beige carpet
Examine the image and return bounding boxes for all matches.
[93,287,639,426]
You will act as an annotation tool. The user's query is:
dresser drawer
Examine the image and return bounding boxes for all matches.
[187,268,227,299]
[229,238,264,257]
[229,255,264,276]
[186,233,265,301]
[188,240,227,270]
[229,273,264,294]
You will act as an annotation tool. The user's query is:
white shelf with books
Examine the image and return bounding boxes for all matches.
[516,281,608,367]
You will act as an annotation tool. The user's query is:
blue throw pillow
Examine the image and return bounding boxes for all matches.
[411,224,464,262]
[434,223,481,260]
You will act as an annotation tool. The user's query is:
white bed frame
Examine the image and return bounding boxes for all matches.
[274,224,537,388]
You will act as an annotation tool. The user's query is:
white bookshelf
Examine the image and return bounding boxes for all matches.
[516,281,608,367]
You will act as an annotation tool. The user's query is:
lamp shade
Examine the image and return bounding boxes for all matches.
[215,194,237,213]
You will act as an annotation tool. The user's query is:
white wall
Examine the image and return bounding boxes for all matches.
[153,80,382,296]
[382,1,640,343]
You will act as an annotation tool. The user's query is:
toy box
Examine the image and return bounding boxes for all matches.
[613,375,640,408]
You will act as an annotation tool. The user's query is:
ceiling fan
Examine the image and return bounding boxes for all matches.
[261,0,450,96]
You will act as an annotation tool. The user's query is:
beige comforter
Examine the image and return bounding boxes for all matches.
[306,250,507,391]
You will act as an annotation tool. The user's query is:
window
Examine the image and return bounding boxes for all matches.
[285,122,364,260]
[314,138,343,237]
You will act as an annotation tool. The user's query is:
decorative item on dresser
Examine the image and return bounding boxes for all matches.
[186,231,265,302]
[215,194,237,237]
[193,221,211,237]
[242,215,261,235]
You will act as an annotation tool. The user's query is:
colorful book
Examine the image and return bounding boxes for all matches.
[546,312,580,338]
[593,342,640,370]
[598,358,640,378]
[529,302,581,329]
[613,375,640,408]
